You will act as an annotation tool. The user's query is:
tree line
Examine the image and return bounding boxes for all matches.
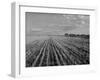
[64,33,89,39]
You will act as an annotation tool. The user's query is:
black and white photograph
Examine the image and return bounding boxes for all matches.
[25,12,90,67]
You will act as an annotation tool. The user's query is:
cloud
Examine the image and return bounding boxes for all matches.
[43,24,78,32]
[62,14,89,28]
[26,13,89,35]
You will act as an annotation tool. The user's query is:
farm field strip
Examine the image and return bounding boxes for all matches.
[26,36,89,67]
[38,40,48,66]
[53,39,82,64]
[46,39,50,66]
[58,38,89,54]
[26,40,40,61]
[32,40,48,66]
[26,40,46,67]
[56,39,89,55]
[64,38,89,49]
[53,38,79,64]
[54,38,89,64]
[51,39,73,65]
[50,39,61,65]
[52,40,66,65]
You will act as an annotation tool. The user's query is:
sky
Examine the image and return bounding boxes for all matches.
[25,12,89,36]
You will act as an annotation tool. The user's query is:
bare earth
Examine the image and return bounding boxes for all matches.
[26,35,89,67]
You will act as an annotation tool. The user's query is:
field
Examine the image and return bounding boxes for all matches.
[26,35,89,67]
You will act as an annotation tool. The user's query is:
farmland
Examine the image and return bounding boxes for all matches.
[26,35,89,67]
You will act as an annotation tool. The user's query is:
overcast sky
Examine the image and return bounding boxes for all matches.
[26,12,89,36]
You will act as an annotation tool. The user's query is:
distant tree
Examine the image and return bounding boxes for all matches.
[65,33,69,36]
[64,33,89,39]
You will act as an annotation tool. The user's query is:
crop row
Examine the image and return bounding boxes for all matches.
[26,36,89,67]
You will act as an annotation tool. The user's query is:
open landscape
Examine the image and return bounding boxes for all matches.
[26,35,89,67]
[25,12,90,67]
